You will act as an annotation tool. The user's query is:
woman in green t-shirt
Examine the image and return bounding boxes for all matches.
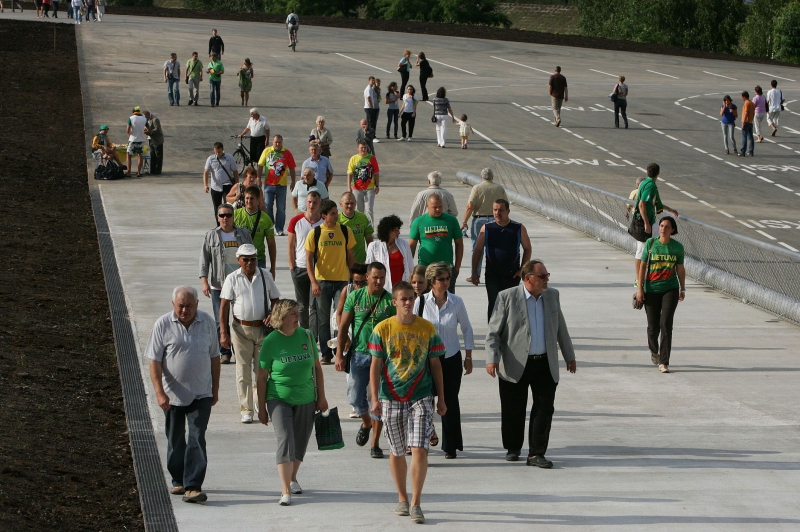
[635,216,686,374]
[257,299,328,506]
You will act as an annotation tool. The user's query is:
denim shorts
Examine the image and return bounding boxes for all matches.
[346,352,381,421]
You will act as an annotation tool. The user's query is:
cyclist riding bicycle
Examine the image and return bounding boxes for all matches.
[286,10,299,47]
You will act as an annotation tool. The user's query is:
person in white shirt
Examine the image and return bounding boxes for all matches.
[285,10,299,46]
[125,106,147,177]
[409,171,458,226]
[237,107,271,166]
[363,76,380,144]
[416,262,474,459]
[164,53,181,106]
[203,142,240,222]
[292,167,329,212]
[219,244,280,423]
[287,192,323,331]
[766,79,785,137]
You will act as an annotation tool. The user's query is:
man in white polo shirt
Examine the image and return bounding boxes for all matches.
[219,244,280,423]
[125,106,147,177]
[287,191,323,333]
[237,108,270,167]
[146,285,220,504]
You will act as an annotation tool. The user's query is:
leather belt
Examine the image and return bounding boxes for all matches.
[234,316,264,327]
[473,214,493,218]
[528,353,547,360]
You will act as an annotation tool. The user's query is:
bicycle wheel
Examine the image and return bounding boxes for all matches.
[233,149,246,174]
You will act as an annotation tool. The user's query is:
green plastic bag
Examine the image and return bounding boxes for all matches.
[314,407,344,450]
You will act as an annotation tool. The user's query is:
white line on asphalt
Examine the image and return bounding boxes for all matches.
[725,161,739,167]
[636,167,647,173]
[680,191,698,199]
[693,110,705,115]
[708,154,723,160]
[780,144,794,150]
[584,140,596,145]
[756,230,777,240]
[699,200,715,208]
[647,69,679,79]
[540,116,550,121]
[589,68,617,77]
[335,53,390,73]
[674,101,682,105]
[687,95,700,99]
[737,220,754,228]
[628,118,638,123]
[776,184,794,191]
[785,127,800,134]
[702,70,737,80]
[759,72,796,82]
[757,175,774,183]
[740,169,756,175]
[718,210,734,218]
[449,84,529,92]
[666,135,678,140]
[779,242,800,252]
[639,123,650,128]
[573,134,584,139]
[683,106,694,111]
[665,182,680,189]
[679,141,692,146]
[490,56,551,74]
[596,146,608,152]
[703,93,720,96]
[471,127,534,167]
[749,220,766,228]
[652,129,664,134]
[608,152,622,158]
[511,102,521,107]
[425,58,477,75]
[623,159,635,165]
[694,148,708,153]
[530,111,541,117]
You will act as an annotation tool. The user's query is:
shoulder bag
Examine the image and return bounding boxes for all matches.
[431,99,438,123]
[217,155,234,186]
[632,239,654,310]
[609,84,619,102]
[343,291,385,374]
[259,268,275,337]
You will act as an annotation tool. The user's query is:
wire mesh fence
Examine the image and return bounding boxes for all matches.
[457,156,800,325]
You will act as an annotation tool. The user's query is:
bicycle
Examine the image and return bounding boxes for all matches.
[231,135,253,174]
[289,26,297,52]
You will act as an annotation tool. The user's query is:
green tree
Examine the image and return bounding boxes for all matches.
[738,0,792,58]
[368,0,509,26]
[773,1,800,63]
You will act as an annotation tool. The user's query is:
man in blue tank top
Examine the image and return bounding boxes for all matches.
[467,199,531,320]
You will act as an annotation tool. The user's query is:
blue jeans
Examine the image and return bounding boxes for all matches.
[165,397,213,491]
[73,7,82,22]
[740,122,754,156]
[721,122,737,152]
[386,108,399,138]
[209,80,220,106]
[315,280,347,360]
[210,289,231,355]
[470,216,491,277]
[264,184,287,232]
[167,77,180,105]
[347,352,381,420]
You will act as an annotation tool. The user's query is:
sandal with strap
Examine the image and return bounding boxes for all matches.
[429,430,439,447]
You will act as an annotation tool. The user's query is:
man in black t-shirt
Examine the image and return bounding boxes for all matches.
[548,66,568,127]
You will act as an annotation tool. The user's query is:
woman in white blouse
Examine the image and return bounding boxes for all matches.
[365,215,414,287]
[416,262,474,459]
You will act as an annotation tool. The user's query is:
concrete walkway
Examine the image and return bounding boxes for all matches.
[60,12,800,530]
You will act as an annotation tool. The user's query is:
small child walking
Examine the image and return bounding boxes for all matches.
[457,114,473,149]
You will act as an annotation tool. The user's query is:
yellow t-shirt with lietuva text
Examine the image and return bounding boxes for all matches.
[304,223,355,281]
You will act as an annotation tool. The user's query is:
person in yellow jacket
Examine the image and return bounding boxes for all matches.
[92,125,122,166]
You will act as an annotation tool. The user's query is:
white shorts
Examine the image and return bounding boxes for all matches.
[636,239,646,260]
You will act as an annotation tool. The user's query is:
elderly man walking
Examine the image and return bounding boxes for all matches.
[203,142,239,223]
[467,199,531,320]
[237,108,270,166]
[461,167,508,278]
[143,110,164,175]
[409,194,463,294]
[145,286,220,504]
[409,171,458,226]
[219,244,280,423]
[200,203,254,364]
[486,260,576,467]
[302,141,334,188]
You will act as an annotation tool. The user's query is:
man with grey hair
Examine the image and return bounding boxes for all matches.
[237,108,270,166]
[461,168,508,278]
[219,244,280,423]
[143,110,164,175]
[164,53,181,106]
[145,285,220,504]
[408,171,458,226]
[356,118,376,156]
[200,202,254,364]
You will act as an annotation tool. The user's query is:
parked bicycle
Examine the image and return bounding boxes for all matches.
[231,135,254,174]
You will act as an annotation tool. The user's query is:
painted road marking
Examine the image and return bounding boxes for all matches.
[652,129,665,134]
[779,242,800,252]
[718,210,734,218]
[759,72,796,82]
[737,220,754,228]
[590,68,617,77]
[334,53,390,73]
[708,154,723,160]
[666,135,678,140]
[424,57,477,76]
[679,141,692,147]
[680,191,698,199]
[647,70,679,79]
[702,70,737,80]
[490,56,551,74]
[698,200,715,208]
[757,175,775,183]
[725,161,739,168]
[776,184,794,191]
[756,230,777,240]
[694,148,708,154]
[623,159,635,165]
[749,220,766,228]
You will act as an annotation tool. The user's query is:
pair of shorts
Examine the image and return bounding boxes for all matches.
[382,396,434,457]
[127,142,144,155]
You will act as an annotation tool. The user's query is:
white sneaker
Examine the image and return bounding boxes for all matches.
[349,409,359,419]
[279,493,291,506]
[406,137,412,142]
[373,138,380,143]
[658,364,670,373]
[290,481,302,494]
[398,137,406,141]
[241,413,253,423]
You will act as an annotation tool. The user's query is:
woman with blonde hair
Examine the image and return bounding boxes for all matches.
[398,50,413,95]
[310,116,333,158]
[226,166,265,211]
[258,299,329,506]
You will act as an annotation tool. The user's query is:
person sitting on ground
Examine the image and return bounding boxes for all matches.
[92,124,122,166]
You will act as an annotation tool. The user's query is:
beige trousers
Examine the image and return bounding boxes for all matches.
[551,96,563,123]
[231,321,265,416]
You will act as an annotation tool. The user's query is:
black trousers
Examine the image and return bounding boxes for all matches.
[365,108,379,134]
[249,135,266,166]
[614,98,628,127]
[644,288,680,365]
[485,270,520,321]
[210,184,233,224]
[400,71,410,95]
[150,142,164,174]
[499,355,557,457]
[419,76,429,101]
[290,267,317,334]
[440,352,463,453]
[401,112,416,138]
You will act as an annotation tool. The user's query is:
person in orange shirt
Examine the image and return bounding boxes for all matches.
[739,91,755,157]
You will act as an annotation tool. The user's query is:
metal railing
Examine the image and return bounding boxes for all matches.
[458,156,800,325]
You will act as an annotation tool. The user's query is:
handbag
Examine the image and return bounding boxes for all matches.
[259,268,275,338]
[627,211,650,242]
[431,100,438,123]
[344,291,385,374]
[314,407,345,450]
[609,84,619,102]
[632,239,654,310]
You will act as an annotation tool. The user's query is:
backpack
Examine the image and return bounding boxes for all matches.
[94,162,124,180]
[313,224,349,264]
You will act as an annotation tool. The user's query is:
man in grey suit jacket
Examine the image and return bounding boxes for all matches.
[486,259,576,467]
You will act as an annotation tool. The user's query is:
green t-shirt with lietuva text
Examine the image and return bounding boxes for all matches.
[343,288,395,353]
[409,212,462,266]
[339,211,373,263]
[640,238,684,293]
[259,328,318,405]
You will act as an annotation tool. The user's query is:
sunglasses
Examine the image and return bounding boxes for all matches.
[240,257,257,263]
[529,273,550,280]
[435,276,451,283]
[218,213,233,218]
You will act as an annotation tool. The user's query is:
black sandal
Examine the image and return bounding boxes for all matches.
[429,430,439,447]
